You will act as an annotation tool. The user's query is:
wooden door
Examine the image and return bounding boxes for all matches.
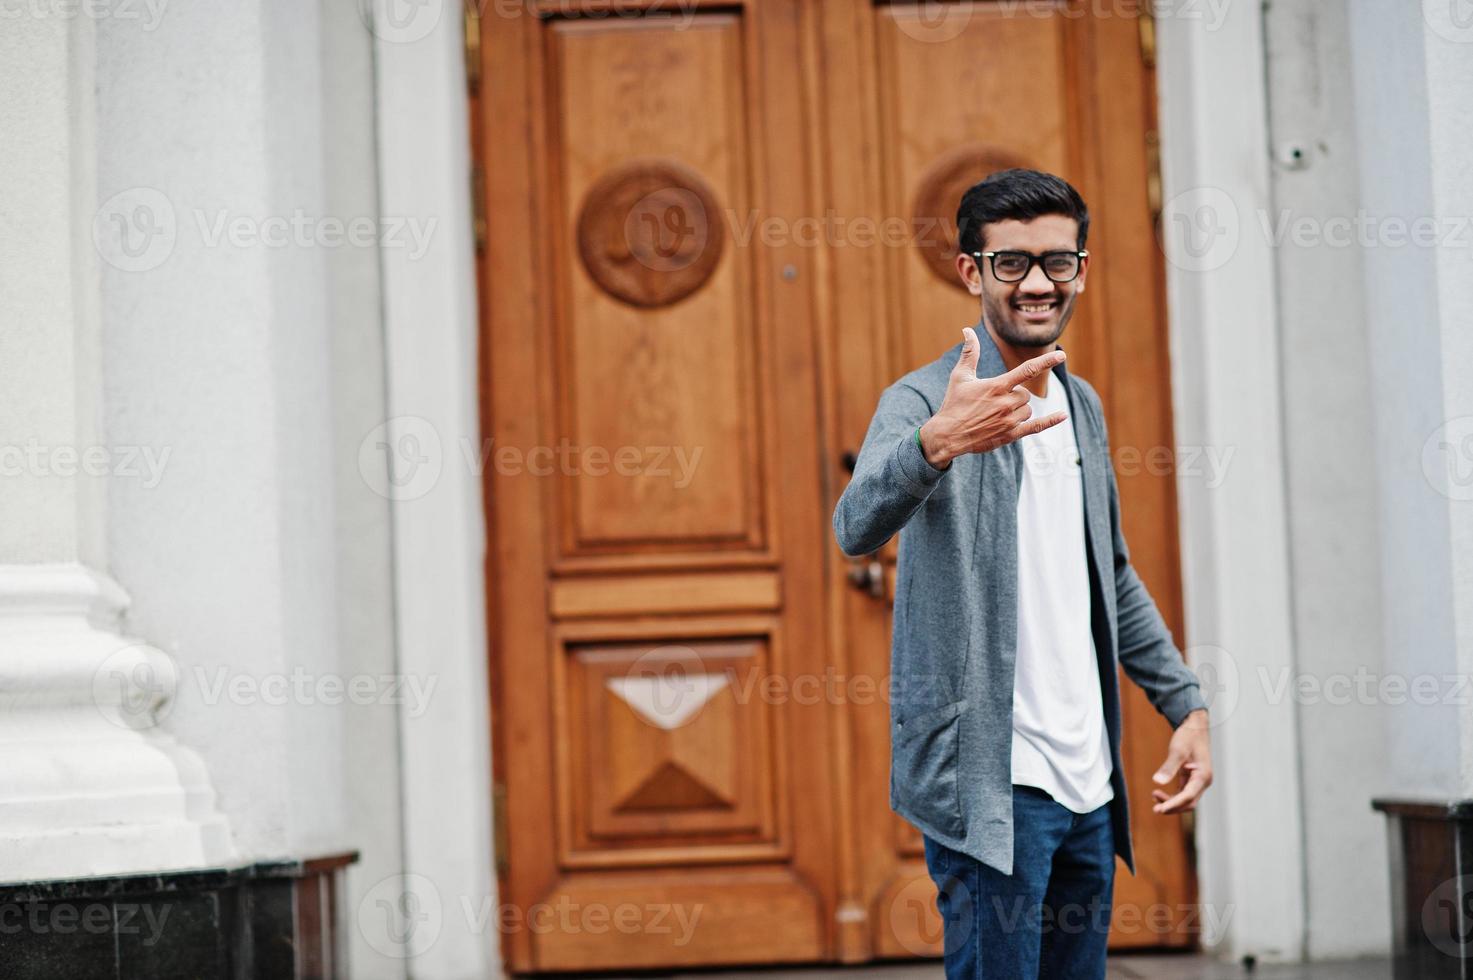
[476,0,840,972]
[817,0,1198,958]
[474,1,1196,973]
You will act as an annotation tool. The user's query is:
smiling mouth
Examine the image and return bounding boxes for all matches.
[1014,300,1058,315]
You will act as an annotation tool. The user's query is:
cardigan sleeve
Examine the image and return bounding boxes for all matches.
[832,382,949,557]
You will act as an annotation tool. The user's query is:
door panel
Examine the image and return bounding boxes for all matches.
[547,15,764,558]
[476,0,1197,972]
[479,1,839,972]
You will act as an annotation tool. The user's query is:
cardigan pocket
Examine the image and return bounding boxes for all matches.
[893,698,968,839]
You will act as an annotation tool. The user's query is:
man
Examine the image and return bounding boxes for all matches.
[832,169,1212,979]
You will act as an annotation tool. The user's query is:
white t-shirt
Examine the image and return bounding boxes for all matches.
[1010,374,1115,814]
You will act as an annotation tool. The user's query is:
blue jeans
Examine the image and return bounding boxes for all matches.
[922,784,1115,980]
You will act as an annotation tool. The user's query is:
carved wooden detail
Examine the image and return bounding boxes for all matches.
[910,143,1031,289]
[576,158,726,309]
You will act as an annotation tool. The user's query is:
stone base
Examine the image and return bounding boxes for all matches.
[0,851,357,980]
[0,564,236,880]
[1372,798,1473,980]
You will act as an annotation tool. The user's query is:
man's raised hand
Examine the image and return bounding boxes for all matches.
[917,327,1067,470]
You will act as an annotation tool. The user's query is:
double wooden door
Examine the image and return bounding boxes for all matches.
[474,1,1196,972]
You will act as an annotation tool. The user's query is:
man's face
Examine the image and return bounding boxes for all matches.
[954,214,1089,349]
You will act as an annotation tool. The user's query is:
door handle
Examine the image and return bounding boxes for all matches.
[846,557,886,599]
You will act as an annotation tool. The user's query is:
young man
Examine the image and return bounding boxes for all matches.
[832,169,1212,979]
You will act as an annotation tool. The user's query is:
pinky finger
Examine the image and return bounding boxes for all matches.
[1014,411,1067,437]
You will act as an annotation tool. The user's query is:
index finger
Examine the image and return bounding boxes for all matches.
[995,348,1066,391]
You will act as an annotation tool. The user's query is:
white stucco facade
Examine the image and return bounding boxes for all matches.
[2,1,1470,976]
[1158,0,1473,965]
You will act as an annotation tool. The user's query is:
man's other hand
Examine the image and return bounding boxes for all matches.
[1151,708,1213,814]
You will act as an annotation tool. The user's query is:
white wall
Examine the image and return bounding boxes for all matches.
[1410,0,1473,800]
[1161,0,1473,963]
[1262,0,1390,959]
[9,1,495,973]
[372,3,499,975]
[1343,0,1461,802]
[0,11,234,881]
[94,2,426,975]
[0,15,104,566]
[319,0,411,976]
[98,0,346,861]
[1156,0,1306,963]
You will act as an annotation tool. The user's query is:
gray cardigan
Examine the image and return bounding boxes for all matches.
[832,328,1206,875]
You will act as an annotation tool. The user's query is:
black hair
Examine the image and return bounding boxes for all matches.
[955,168,1089,255]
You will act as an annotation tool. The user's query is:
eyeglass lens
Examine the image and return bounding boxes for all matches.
[991,251,1080,282]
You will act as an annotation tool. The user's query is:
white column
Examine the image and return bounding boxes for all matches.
[1155,1,1307,963]
[1416,0,1473,802]
[1349,0,1473,799]
[1259,0,1391,960]
[0,14,233,879]
[372,2,498,977]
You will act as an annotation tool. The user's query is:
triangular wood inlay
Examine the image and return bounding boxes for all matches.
[618,759,728,812]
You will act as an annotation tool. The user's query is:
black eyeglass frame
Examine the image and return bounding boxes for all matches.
[969,249,1089,283]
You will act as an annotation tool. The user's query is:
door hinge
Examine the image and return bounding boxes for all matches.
[1144,129,1162,220]
[463,1,482,94]
[471,162,487,252]
[1138,10,1156,69]
[492,780,510,877]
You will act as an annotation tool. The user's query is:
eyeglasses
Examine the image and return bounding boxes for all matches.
[971,249,1088,283]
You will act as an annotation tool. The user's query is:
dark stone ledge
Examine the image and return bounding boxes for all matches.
[0,851,359,980]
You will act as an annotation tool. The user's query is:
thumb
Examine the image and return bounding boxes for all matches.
[1154,743,1188,785]
[955,327,980,377]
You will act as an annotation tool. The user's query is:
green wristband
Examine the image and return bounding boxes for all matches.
[914,425,924,451]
